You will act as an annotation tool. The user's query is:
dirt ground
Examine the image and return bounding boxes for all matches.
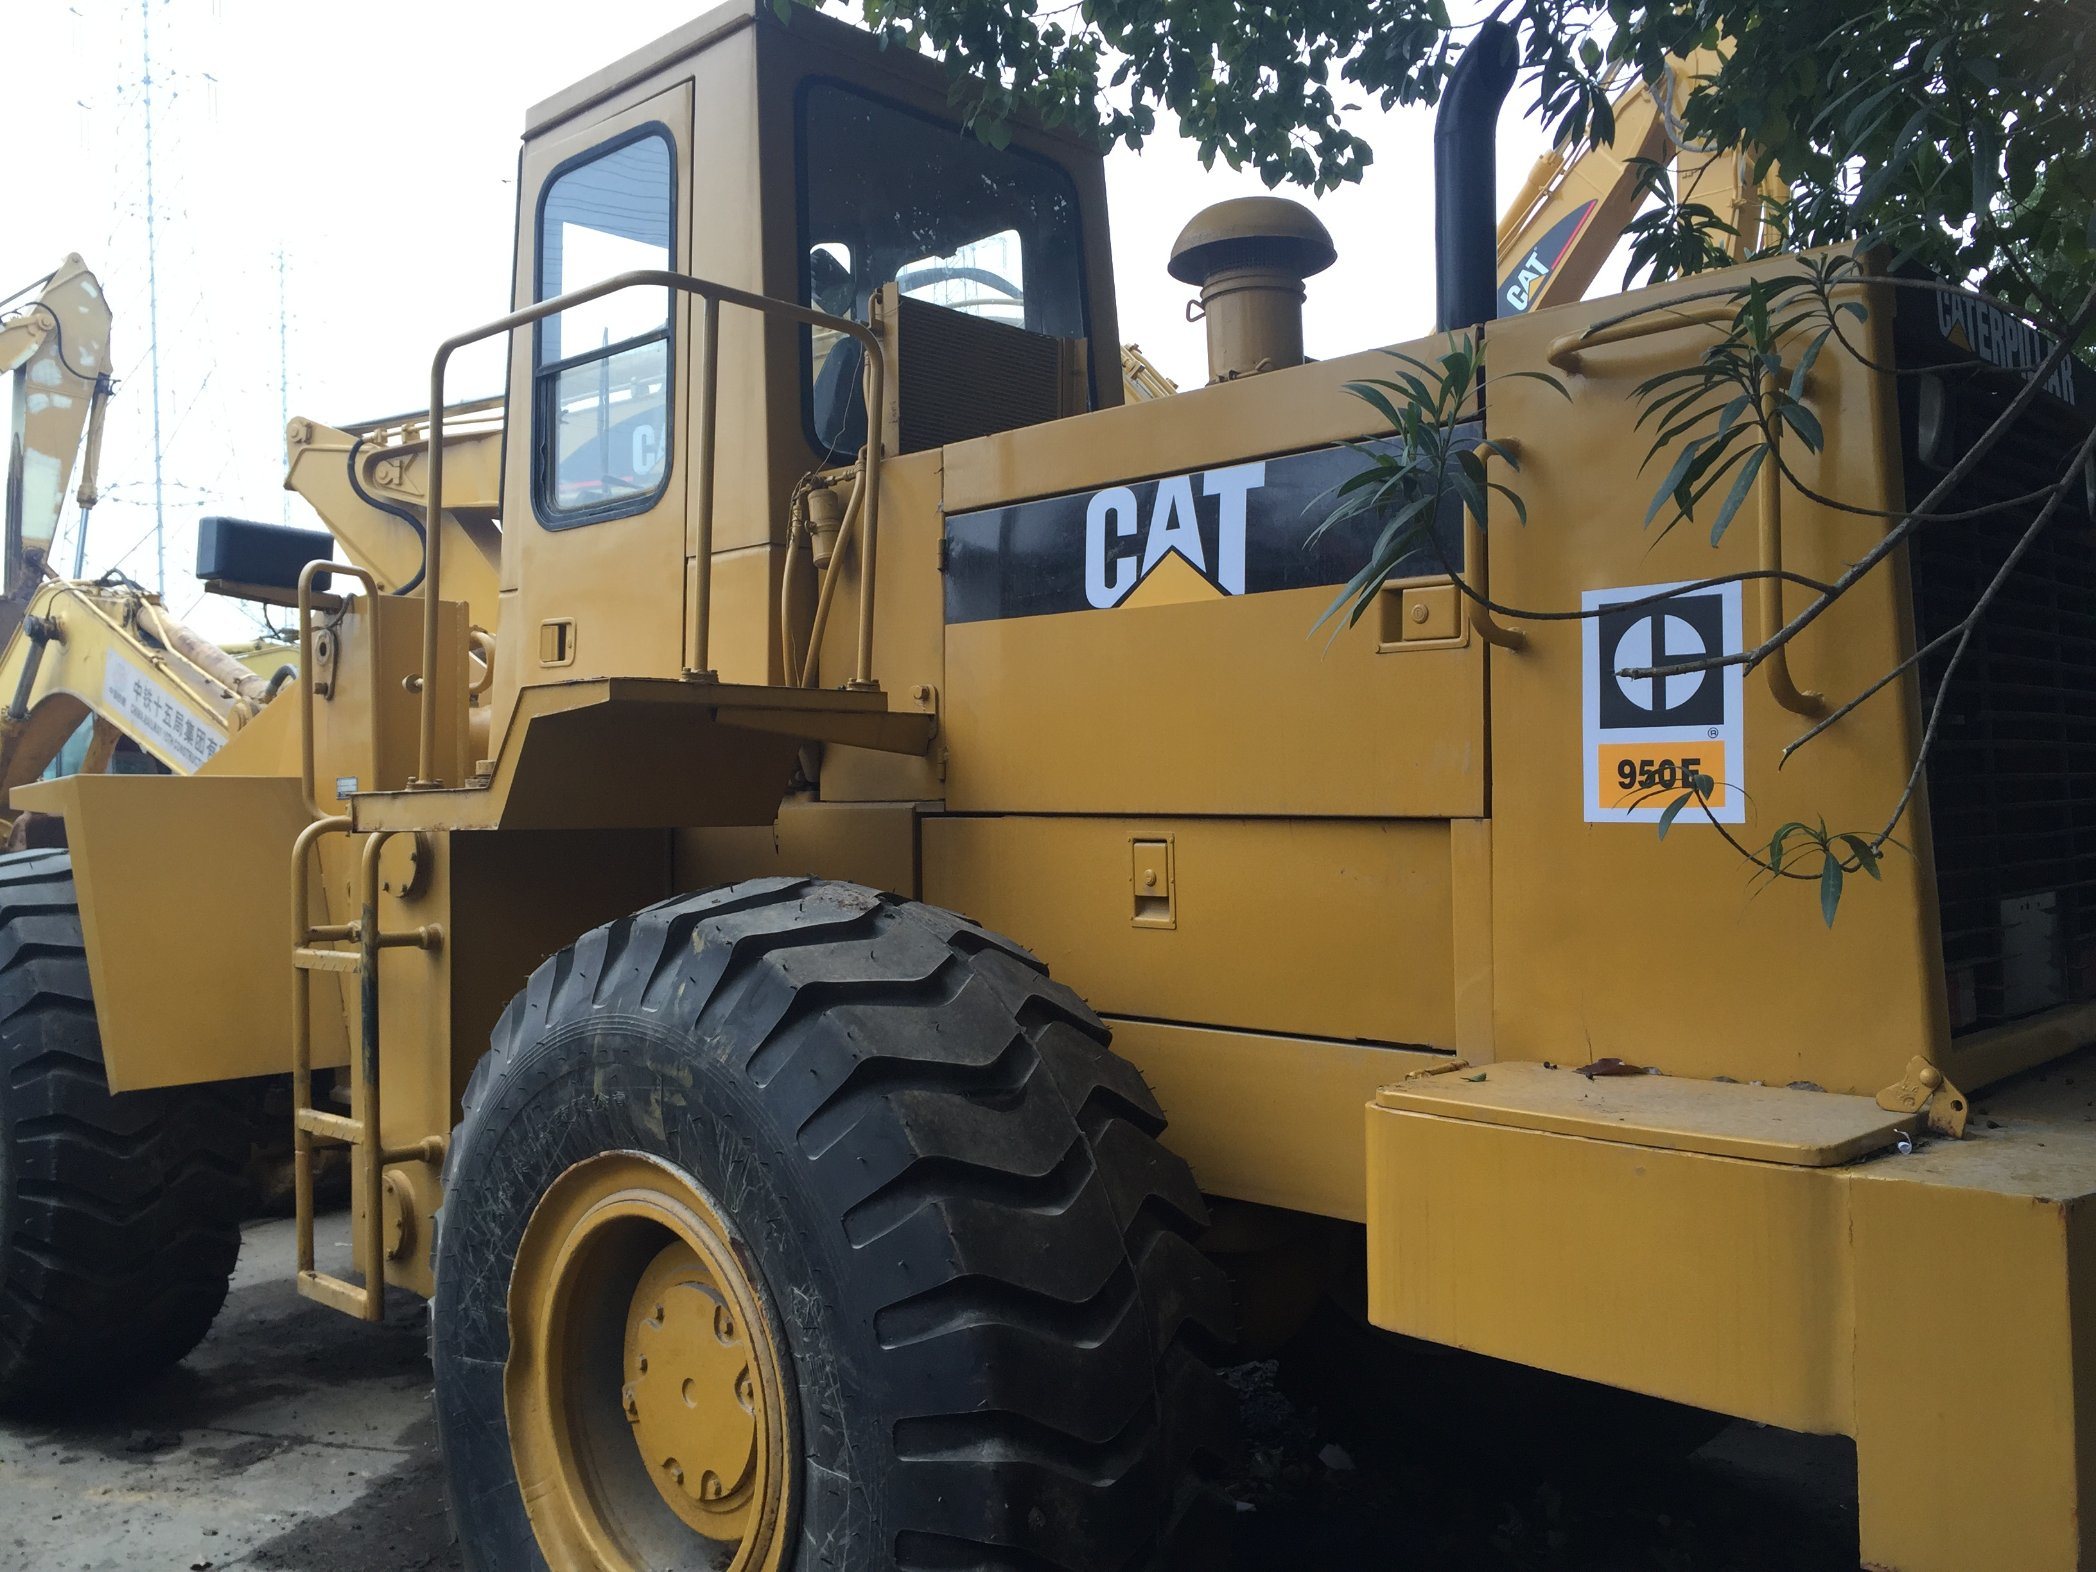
[0,1212,1861,1571]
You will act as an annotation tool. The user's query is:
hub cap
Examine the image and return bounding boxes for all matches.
[505,1151,792,1572]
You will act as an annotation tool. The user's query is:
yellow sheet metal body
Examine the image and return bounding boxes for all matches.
[1367,1052,2096,1572]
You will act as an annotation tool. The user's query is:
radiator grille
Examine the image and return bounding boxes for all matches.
[1901,320,2096,1036]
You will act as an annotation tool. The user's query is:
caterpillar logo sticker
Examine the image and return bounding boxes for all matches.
[1895,280,2093,410]
[1499,201,1599,316]
[1936,293,2079,406]
[1582,580,1746,824]
[943,440,1465,624]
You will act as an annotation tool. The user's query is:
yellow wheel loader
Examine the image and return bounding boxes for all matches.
[2,9,2093,1571]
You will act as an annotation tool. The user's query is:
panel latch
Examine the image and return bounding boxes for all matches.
[1130,836,1175,929]
[1875,1056,1970,1138]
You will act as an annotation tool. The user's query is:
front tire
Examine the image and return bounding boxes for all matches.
[0,850,253,1406]
[433,878,1234,1571]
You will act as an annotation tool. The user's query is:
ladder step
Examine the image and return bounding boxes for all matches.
[296,1107,363,1145]
[297,1268,381,1322]
[293,946,362,974]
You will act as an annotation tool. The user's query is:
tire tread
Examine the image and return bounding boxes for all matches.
[0,851,249,1405]
[444,877,1232,1572]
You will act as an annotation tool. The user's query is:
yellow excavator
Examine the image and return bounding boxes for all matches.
[1495,46,1786,316]
[0,258,292,822]
[0,256,114,639]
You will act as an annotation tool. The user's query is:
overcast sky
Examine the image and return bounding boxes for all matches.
[2,0,1553,638]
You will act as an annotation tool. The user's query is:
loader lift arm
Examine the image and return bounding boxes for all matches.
[282,401,505,632]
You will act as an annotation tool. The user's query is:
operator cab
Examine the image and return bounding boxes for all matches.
[494,1,1119,708]
[798,81,1093,454]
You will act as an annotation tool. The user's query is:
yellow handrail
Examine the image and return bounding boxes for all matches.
[297,561,377,821]
[1756,405,1824,716]
[417,269,889,788]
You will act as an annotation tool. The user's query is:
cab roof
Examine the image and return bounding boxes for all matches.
[525,0,1105,157]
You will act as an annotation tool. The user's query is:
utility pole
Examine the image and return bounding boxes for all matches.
[140,0,167,594]
[277,246,289,523]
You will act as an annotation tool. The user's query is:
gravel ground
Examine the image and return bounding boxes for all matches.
[0,1213,1861,1570]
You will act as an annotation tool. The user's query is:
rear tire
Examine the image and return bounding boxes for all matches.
[0,850,253,1406]
[433,877,1235,1571]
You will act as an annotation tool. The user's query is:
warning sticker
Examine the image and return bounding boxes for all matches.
[1582,580,1744,824]
[104,652,222,774]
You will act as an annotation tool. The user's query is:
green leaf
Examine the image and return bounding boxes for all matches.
[1819,855,1845,927]
[1778,399,1825,452]
[1647,437,1709,526]
[1789,329,1830,403]
[1766,821,1810,873]
[1500,369,1572,399]
[1657,790,1696,840]
[1972,118,2002,216]
[1364,370,1435,406]
[1345,381,1408,432]
[1708,445,1768,545]
[1839,834,1884,878]
[1486,481,1529,525]
[1854,106,1933,212]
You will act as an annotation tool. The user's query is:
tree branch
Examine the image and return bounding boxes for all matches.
[1868,416,2096,849]
[1624,277,2096,684]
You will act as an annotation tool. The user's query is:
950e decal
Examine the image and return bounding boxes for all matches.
[942,439,1466,625]
[1582,580,1746,825]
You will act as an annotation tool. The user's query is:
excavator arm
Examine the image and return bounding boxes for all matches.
[0,575,278,802]
[1495,49,1786,318]
[1,257,114,635]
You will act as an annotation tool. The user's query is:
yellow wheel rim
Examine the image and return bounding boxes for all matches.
[505,1151,794,1572]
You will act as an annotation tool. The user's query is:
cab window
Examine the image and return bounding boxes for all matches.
[534,128,675,526]
[798,82,1087,456]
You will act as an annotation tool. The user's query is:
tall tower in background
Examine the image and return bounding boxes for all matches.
[139,0,167,594]
[35,0,291,637]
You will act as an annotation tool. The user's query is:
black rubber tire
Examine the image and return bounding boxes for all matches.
[433,877,1235,1572]
[0,849,254,1406]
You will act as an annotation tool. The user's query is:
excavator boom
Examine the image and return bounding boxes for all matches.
[1495,49,1786,317]
[0,256,113,629]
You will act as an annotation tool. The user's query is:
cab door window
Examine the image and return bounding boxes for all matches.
[534,128,675,526]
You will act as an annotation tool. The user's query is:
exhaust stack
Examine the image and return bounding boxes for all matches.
[1434,19,1520,332]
